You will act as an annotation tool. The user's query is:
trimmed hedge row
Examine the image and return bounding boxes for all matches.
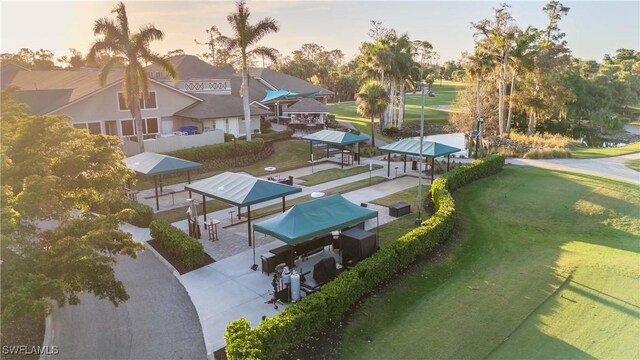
[254,130,294,142]
[149,219,204,269]
[165,138,265,163]
[125,200,154,228]
[224,155,506,359]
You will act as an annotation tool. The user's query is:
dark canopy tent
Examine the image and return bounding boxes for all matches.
[185,172,302,268]
[122,152,204,210]
[378,138,461,181]
[302,130,370,168]
[254,194,378,244]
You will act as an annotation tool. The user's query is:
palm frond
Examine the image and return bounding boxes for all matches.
[87,41,116,64]
[134,25,164,47]
[248,46,279,64]
[140,49,179,81]
[248,18,279,46]
[98,56,125,86]
[112,2,129,37]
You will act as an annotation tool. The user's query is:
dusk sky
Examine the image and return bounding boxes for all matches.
[1,1,638,64]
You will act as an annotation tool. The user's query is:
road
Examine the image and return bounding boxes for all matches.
[509,152,640,184]
[44,250,207,360]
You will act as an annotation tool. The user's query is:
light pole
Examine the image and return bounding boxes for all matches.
[474,116,484,159]
[416,81,426,224]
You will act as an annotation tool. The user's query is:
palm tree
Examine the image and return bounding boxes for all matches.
[226,0,279,141]
[356,81,389,147]
[88,2,177,153]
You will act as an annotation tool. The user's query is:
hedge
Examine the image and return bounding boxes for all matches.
[165,138,265,163]
[254,130,293,142]
[224,155,505,359]
[125,200,153,228]
[149,219,204,269]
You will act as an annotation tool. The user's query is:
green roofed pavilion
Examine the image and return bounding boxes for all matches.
[378,138,461,180]
[122,152,204,210]
[302,130,370,168]
[185,172,302,254]
[253,193,378,245]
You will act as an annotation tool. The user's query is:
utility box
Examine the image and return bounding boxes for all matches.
[389,202,411,217]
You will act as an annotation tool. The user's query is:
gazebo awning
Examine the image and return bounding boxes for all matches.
[260,90,319,103]
[123,152,204,176]
[302,130,369,145]
[283,98,330,114]
[378,138,461,157]
[184,172,301,207]
[253,194,378,244]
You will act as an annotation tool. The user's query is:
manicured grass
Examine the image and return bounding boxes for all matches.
[154,198,231,223]
[134,140,323,190]
[625,158,640,172]
[248,176,388,218]
[371,185,429,215]
[298,164,383,186]
[340,167,640,360]
[570,142,640,159]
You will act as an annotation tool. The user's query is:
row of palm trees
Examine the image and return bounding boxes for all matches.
[89,1,278,153]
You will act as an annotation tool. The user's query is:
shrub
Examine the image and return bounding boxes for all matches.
[125,200,153,227]
[149,219,204,269]
[224,155,505,359]
[507,131,576,148]
[382,126,400,138]
[359,145,381,157]
[254,130,293,142]
[260,117,273,133]
[224,133,236,143]
[165,138,264,163]
[523,148,572,159]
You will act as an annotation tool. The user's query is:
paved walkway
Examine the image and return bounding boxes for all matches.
[44,235,207,360]
[508,152,640,184]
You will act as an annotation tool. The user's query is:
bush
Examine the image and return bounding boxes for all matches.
[523,148,572,159]
[149,219,204,269]
[224,133,236,143]
[254,130,293,142]
[224,155,506,360]
[382,126,400,138]
[359,145,381,158]
[260,117,273,133]
[125,200,153,227]
[165,138,264,163]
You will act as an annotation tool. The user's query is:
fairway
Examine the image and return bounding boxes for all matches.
[340,166,640,359]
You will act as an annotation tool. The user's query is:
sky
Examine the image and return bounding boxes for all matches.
[1,0,638,65]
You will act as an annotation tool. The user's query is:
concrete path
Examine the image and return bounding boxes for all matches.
[43,231,207,360]
[508,152,640,184]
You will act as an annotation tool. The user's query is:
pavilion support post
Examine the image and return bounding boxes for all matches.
[247,205,252,247]
[447,155,450,172]
[282,197,285,213]
[357,143,361,164]
[309,141,313,161]
[376,214,380,245]
[238,206,241,219]
[154,176,160,211]
[251,229,258,270]
[202,195,207,227]
[159,175,163,193]
[431,158,435,182]
[387,153,391,178]
[187,171,192,198]
[404,155,407,173]
[341,147,344,169]
[326,143,329,159]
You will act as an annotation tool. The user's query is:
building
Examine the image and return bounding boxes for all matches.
[2,55,334,151]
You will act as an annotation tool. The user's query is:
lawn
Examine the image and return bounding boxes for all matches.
[570,142,640,159]
[340,166,639,359]
[625,158,640,172]
[298,164,383,186]
[247,176,388,218]
[371,185,429,215]
[328,81,466,141]
[134,140,323,190]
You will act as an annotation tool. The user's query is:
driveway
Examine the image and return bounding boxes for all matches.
[508,153,640,184]
[44,250,207,360]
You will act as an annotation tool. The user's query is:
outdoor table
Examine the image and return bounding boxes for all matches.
[265,166,276,178]
[207,219,220,241]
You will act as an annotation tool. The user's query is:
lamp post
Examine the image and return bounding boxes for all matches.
[416,81,426,224]
[475,116,484,159]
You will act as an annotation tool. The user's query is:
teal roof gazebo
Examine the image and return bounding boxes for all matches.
[185,172,302,269]
[302,130,370,168]
[378,138,461,181]
[122,152,204,210]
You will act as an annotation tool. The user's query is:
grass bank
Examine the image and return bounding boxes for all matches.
[298,164,383,186]
[571,142,640,159]
[340,166,639,359]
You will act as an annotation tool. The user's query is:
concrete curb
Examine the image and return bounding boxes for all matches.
[39,315,53,360]
[144,241,180,277]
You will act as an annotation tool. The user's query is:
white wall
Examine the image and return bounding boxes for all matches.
[134,130,224,155]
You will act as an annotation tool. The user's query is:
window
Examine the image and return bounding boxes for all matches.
[118,91,157,111]
[121,119,135,136]
[142,118,159,134]
[73,122,102,134]
[121,118,159,136]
